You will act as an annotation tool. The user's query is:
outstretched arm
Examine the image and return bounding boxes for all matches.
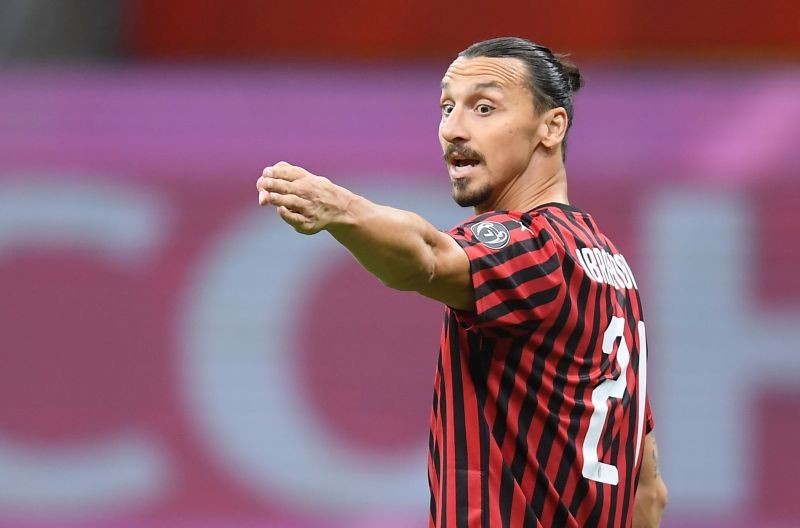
[256,162,473,310]
[633,431,668,528]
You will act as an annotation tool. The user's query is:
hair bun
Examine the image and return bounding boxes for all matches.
[558,57,584,93]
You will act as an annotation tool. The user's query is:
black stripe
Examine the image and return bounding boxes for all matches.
[544,209,605,254]
[475,251,562,301]
[539,209,610,522]
[479,284,561,328]
[449,316,470,526]
[430,430,440,483]
[506,263,572,495]
[585,480,604,527]
[499,467,515,528]
[467,331,493,528]
[568,283,605,516]
[491,327,520,339]
[432,351,443,487]
[492,337,529,448]
[466,230,555,272]
[494,337,529,527]
[569,211,607,250]
[534,255,591,527]
[612,308,641,525]
[532,202,586,215]
[530,462,560,524]
[439,330,449,528]
[522,513,538,527]
[618,305,643,525]
[528,255,577,518]
[429,473,437,526]
[584,281,610,528]
[530,211,570,250]
[607,425,621,526]
[551,260,592,507]
[621,394,639,524]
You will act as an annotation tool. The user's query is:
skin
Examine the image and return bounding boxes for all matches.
[254,56,570,310]
[255,55,666,524]
[438,56,569,213]
[633,432,669,527]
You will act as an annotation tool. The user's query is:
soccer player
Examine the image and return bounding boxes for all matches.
[256,37,667,528]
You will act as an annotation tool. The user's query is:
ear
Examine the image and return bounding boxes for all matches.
[538,107,568,150]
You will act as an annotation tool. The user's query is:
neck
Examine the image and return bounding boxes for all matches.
[475,161,569,214]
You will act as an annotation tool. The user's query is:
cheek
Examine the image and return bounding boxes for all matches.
[437,126,447,150]
[488,128,532,167]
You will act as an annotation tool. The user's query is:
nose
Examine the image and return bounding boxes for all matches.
[439,106,470,144]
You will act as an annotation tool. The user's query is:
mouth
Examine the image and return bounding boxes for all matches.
[447,155,481,176]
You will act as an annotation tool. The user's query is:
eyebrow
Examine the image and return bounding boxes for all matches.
[440,80,504,92]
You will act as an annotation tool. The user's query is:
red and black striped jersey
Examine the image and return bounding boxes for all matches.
[428,203,654,528]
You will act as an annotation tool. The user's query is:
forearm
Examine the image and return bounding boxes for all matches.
[632,482,667,528]
[327,193,444,292]
[257,162,472,308]
[633,432,668,528]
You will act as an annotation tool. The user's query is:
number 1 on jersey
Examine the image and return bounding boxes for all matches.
[582,317,647,485]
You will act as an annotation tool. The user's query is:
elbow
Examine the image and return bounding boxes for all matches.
[634,478,668,528]
[655,479,668,513]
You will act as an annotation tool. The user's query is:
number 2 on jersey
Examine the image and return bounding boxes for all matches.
[582,317,647,485]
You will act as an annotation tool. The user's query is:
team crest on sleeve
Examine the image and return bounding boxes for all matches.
[471,221,511,250]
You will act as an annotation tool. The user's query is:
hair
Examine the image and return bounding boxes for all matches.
[459,37,584,160]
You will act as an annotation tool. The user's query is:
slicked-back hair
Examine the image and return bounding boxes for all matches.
[459,37,584,161]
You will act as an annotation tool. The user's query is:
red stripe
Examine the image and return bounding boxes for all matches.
[430,207,647,527]
[470,244,559,289]
[444,334,456,525]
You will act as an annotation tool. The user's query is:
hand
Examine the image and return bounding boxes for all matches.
[256,161,351,235]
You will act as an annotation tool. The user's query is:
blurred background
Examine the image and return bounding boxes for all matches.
[1,1,799,527]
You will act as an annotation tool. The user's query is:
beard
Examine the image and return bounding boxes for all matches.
[451,177,492,208]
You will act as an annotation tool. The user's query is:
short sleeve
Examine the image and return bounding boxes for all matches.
[447,211,564,335]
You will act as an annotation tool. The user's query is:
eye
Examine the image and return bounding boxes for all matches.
[476,104,494,115]
[441,103,454,116]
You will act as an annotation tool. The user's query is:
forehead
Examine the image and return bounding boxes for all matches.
[440,56,529,93]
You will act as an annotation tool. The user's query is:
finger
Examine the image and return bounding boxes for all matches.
[277,205,310,229]
[269,161,306,182]
[268,192,310,213]
[256,175,269,192]
[257,176,274,205]
[261,163,287,179]
[260,176,298,196]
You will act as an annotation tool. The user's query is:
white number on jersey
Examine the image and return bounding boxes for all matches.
[582,318,648,485]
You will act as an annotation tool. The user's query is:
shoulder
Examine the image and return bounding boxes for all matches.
[448,210,559,253]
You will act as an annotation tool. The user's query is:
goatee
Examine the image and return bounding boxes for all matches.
[451,179,492,208]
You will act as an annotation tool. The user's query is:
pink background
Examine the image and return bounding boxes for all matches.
[1,65,799,527]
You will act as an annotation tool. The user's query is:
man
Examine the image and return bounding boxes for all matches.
[256,37,667,528]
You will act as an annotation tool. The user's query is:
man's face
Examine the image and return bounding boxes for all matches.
[439,56,541,209]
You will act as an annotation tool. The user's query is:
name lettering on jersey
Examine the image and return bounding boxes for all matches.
[574,247,639,290]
